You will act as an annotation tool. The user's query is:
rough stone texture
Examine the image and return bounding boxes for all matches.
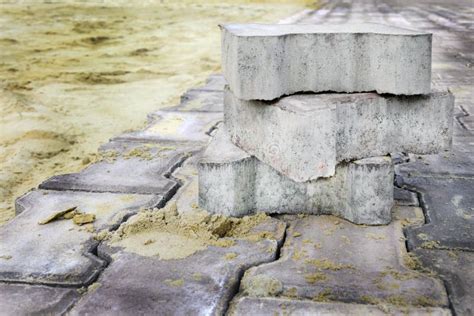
[225,87,453,182]
[114,111,222,143]
[238,210,448,309]
[397,176,474,251]
[221,23,432,100]
[40,140,198,196]
[163,89,224,112]
[0,190,162,286]
[413,249,474,316]
[70,210,286,315]
[198,128,394,225]
[0,283,79,315]
[229,297,451,316]
[393,187,419,206]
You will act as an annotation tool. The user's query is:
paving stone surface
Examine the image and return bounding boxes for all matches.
[413,249,474,316]
[393,187,419,207]
[221,23,431,100]
[40,140,198,196]
[0,190,162,286]
[70,210,286,315]
[199,128,394,225]
[0,283,79,315]
[225,87,453,182]
[238,209,448,309]
[114,110,222,143]
[163,89,224,112]
[229,297,451,316]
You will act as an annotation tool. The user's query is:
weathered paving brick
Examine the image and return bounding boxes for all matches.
[40,140,197,195]
[225,88,453,182]
[229,297,450,316]
[0,283,79,315]
[413,249,474,316]
[0,190,162,286]
[238,210,448,309]
[114,110,222,143]
[221,23,432,100]
[70,209,286,315]
[397,176,474,251]
[199,128,394,225]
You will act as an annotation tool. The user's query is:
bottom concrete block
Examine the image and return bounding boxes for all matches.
[198,128,394,225]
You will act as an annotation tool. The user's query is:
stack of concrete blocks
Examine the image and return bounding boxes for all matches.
[198,23,454,225]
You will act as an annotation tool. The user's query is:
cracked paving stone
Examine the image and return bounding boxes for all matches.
[69,213,286,315]
[397,175,474,251]
[0,190,162,286]
[0,283,79,315]
[238,208,449,310]
[163,89,224,112]
[393,187,419,207]
[40,141,199,195]
[113,111,222,143]
[229,297,450,316]
[413,249,474,316]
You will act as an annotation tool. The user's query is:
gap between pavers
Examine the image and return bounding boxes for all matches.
[0,190,163,286]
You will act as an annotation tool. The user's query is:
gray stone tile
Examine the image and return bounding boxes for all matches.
[40,141,198,195]
[198,73,226,91]
[0,190,162,286]
[70,212,286,315]
[229,297,451,316]
[394,187,419,206]
[459,115,474,131]
[0,283,79,315]
[398,176,474,251]
[163,89,223,112]
[239,212,448,309]
[114,111,222,143]
[413,249,474,316]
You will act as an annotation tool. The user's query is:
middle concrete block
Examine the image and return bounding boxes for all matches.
[225,87,454,182]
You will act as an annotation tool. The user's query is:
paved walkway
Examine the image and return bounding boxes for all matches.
[0,1,472,315]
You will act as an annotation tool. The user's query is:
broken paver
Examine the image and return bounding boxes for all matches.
[225,88,453,182]
[238,212,448,309]
[0,190,162,286]
[229,297,450,316]
[69,206,286,315]
[40,140,198,195]
[413,249,474,316]
[114,111,222,143]
[397,175,474,251]
[199,128,394,225]
[0,283,79,315]
[221,23,432,100]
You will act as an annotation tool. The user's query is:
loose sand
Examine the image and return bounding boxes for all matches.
[0,0,315,224]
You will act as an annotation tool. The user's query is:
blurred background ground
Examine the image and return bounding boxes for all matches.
[0,0,316,224]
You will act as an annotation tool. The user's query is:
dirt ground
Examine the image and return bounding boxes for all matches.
[0,0,315,224]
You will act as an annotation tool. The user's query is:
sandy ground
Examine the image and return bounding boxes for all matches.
[0,0,315,224]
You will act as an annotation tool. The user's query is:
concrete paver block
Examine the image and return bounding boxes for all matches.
[229,297,451,316]
[70,207,286,315]
[0,190,162,286]
[0,283,79,315]
[238,213,448,309]
[413,249,474,316]
[40,141,198,195]
[225,88,453,182]
[199,128,394,225]
[397,175,474,251]
[114,111,222,143]
[221,23,432,100]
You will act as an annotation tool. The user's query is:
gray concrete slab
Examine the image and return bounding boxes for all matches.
[225,87,453,182]
[114,111,222,143]
[0,190,162,286]
[229,297,451,316]
[198,128,394,225]
[394,187,419,206]
[0,283,79,315]
[221,23,432,100]
[238,211,448,309]
[40,141,198,195]
[70,209,286,315]
[163,89,224,112]
[397,176,474,251]
[413,249,474,316]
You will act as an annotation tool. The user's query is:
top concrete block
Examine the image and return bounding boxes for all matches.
[221,23,432,100]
